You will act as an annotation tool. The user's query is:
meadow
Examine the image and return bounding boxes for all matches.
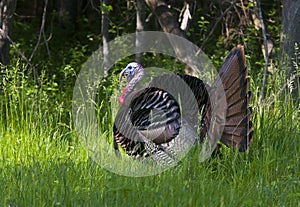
[0,60,299,207]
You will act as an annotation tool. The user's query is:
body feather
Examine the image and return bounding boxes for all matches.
[113,45,253,164]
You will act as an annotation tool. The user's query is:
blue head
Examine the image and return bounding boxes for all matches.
[118,62,144,105]
[119,62,143,84]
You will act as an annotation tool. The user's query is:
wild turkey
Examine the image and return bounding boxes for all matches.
[113,45,253,165]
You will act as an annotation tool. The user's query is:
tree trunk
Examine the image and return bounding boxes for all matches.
[101,0,110,75]
[0,0,17,65]
[144,0,197,76]
[145,0,187,38]
[281,0,300,97]
[136,0,146,63]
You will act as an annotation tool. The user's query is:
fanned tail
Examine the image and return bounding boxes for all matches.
[215,45,253,152]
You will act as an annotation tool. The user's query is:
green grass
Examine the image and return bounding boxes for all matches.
[0,63,299,207]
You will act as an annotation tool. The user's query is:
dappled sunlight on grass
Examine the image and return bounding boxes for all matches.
[0,62,299,206]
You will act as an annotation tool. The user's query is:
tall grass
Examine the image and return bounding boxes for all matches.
[0,60,299,206]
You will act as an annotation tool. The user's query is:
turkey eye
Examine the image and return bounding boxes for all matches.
[128,66,132,69]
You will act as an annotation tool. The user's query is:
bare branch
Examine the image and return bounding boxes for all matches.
[198,0,239,51]
[0,29,31,67]
[29,0,50,62]
[90,0,101,14]
[254,0,269,103]
[0,29,41,89]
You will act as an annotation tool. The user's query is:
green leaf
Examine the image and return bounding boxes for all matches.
[100,4,113,14]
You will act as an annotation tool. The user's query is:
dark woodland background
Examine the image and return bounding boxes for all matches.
[1,0,299,92]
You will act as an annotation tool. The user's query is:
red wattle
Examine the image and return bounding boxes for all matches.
[118,96,124,105]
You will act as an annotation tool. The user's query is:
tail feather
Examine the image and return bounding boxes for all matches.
[218,48,246,88]
[215,45,253,151]
[225,112,251,126]
[221,130,254,152]
[225,76,249,99]
[227,92,251,117]
[227,86,249,108]
[223,126,248,137]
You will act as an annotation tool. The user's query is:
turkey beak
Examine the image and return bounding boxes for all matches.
[119,68,127,86]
